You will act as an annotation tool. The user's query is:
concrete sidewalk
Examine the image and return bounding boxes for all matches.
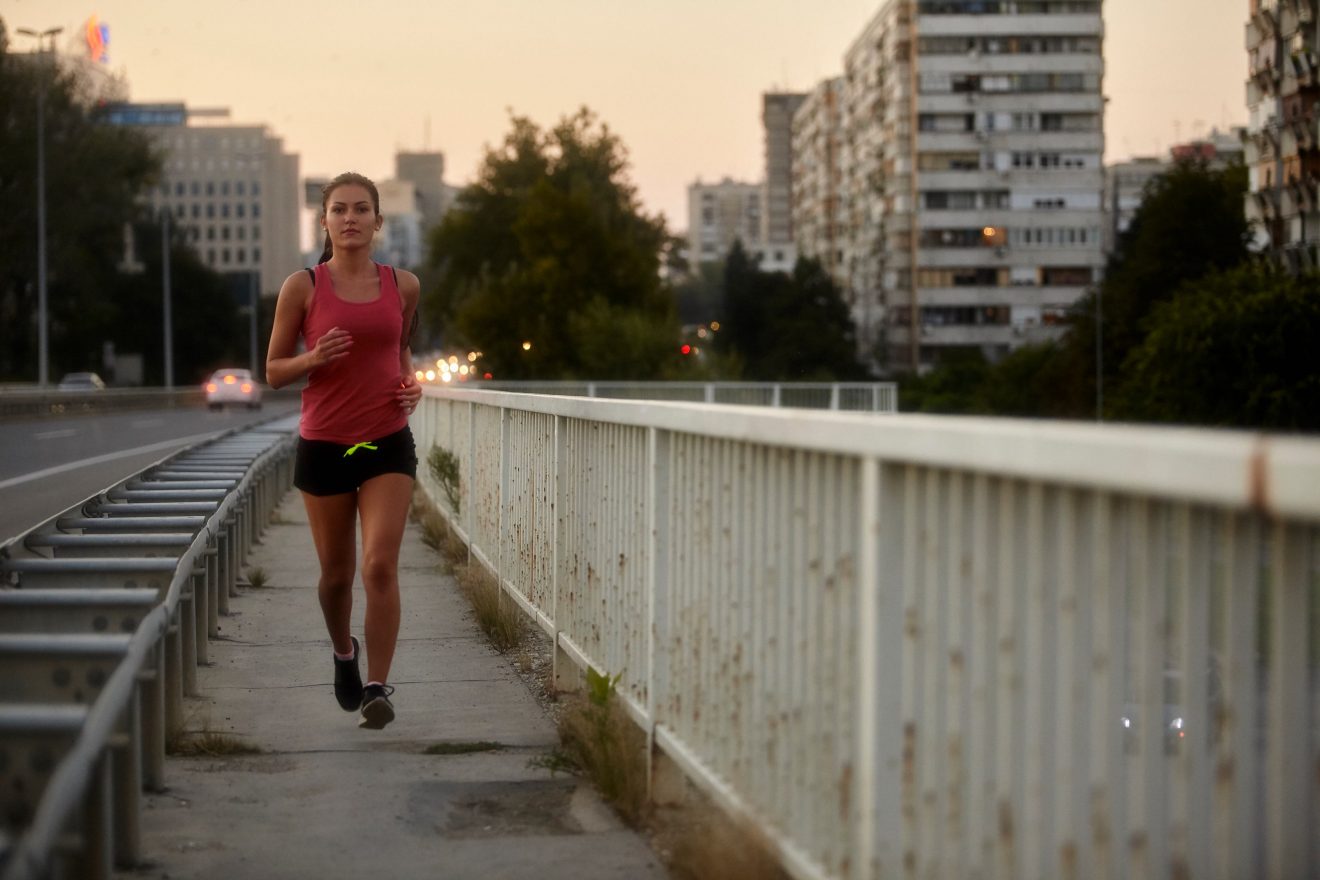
[119,490,667,880]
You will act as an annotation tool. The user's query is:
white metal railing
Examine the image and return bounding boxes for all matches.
[456,381,898,412]
[412,387,1320,880]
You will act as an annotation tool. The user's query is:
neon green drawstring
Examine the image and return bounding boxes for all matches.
[343,442,378,458]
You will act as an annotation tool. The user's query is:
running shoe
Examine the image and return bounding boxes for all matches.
[359,683,396,730]
[333,636,363,711]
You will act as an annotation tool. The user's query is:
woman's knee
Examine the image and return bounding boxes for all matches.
[361,554,398,594]
[319,563,356,594]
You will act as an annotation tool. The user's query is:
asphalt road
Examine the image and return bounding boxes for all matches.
[0,401,300,544]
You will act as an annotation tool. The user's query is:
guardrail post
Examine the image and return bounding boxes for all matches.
[164,616,184,737]
[180,581,198,695]
[216,530,232,620]
[139,639,166,791]
[78,751,114,880]
[205,545,220,637]
[225,515,239,599]
[111,692,142,867]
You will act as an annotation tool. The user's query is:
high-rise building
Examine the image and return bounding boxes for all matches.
[821,0,1105,372]
[395,151,449,230]
[762,92,808,250]
[104,103,301,299]
[1246,0,1320,272]
[791,78,847,279]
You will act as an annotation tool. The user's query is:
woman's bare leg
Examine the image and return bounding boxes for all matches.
[301,491,359,655]
[356,473,413,684]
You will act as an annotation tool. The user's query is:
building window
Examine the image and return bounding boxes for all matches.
[206,204,215,219]
[236,203,246,219]
[190,181,200,197]
[252,203,261,218]
[192,204,200,219]
[206,227,215,241]
[222,248,230,264]
[253,247,262,262]
[207,248,216,265]
[222,227,230,241]
[236,181,246,196]
[252,181,261,196]
[237,247,246,263]
[253,225,261,240]
[237,226,246,241]
[206,181,215,196]
[221,181,230,196]
[221,204,230,219]
[174,182,185,197]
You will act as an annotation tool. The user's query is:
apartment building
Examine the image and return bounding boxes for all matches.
[792,78,847,280]
[763,92,808,251]
[1104,156,1166,251]
[1245,0,1320,270]
[687,178,765,265]
[818,0,1105,372]
[104,103,301,298]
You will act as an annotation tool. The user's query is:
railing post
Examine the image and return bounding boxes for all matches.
[497,407,509,606]
[551,413,578,693]
[645,427,671,798]
[829,383,840,410]
[772,384,781,408]
[111,693,142,867]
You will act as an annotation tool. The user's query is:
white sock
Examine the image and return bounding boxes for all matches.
[333,644,356,661]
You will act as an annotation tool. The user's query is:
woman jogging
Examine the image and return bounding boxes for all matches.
[266,171,422,730]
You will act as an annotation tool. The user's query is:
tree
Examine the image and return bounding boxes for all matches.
[1059,160,1253,417]
[715,248,867,380]
[0,20,163,380]
[424,109,679,380]
[1115,264,1320,430]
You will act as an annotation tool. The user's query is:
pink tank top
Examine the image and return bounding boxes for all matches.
[299,262,408,444]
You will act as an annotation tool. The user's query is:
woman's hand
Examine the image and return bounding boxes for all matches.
[311,327,353,367]
[397,371,422,414]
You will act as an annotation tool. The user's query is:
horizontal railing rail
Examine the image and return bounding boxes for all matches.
[0,415,298,880]
[412,387,1320,880]
[452,380,899,412]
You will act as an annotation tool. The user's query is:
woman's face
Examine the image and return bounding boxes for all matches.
[322,183,380,251]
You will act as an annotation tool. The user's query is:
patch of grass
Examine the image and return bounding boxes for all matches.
[423,740,505,756]
[456,562,525,654]
[244,567,268,589]
[412,491,468,572]
[554,667,648,827]
[168,730,261,757]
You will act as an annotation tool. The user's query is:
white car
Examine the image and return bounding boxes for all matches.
[205,368,262,410]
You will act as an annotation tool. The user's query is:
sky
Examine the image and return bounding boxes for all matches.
[3,0,1246,233]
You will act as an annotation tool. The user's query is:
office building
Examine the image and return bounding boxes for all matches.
[763,92,808,248]
[104,103,301,298]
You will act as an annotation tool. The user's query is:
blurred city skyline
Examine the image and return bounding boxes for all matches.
[5,0,1245,229]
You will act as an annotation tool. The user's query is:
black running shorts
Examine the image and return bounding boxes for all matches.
[294,426,418,497]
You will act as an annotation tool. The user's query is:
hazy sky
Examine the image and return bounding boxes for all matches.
[5,0,1245,231]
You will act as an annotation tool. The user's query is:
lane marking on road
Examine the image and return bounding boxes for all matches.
[0,430,223,491]
[33,429,77,440]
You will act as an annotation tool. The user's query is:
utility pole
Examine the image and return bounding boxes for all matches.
[162,209,174,388]
[15,26,63,387]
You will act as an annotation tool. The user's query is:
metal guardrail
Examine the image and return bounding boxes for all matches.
[0,416,298,880]
[0,387,302,419]
[464,381,899,412]
[413,387,1320,880]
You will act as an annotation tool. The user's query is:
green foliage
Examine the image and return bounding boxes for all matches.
[1116,264,1320,430]
[715,243,868,380]
[899,160,1278,427]
[427,444,462,515]
[425,108,678,380]
[586,666,623,707]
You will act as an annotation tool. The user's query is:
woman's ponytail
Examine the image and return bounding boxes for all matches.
[318,230,333,264]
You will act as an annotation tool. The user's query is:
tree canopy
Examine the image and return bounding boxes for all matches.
[0,19,248,384]
[714,243,868,380]
[424,109,680,380]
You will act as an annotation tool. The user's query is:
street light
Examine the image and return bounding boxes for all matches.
[15,26,63,387]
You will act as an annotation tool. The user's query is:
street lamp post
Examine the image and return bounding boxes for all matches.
[15,26,63,387]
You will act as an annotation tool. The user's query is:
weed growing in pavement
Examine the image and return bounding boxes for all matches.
[553,667,648,826]
[456,562,525,653]
[427,444,462,515]
[167,730,261,757]
[244,567,268,589]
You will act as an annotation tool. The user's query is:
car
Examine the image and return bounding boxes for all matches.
[57,371,106,391]
[205,368,262,410]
